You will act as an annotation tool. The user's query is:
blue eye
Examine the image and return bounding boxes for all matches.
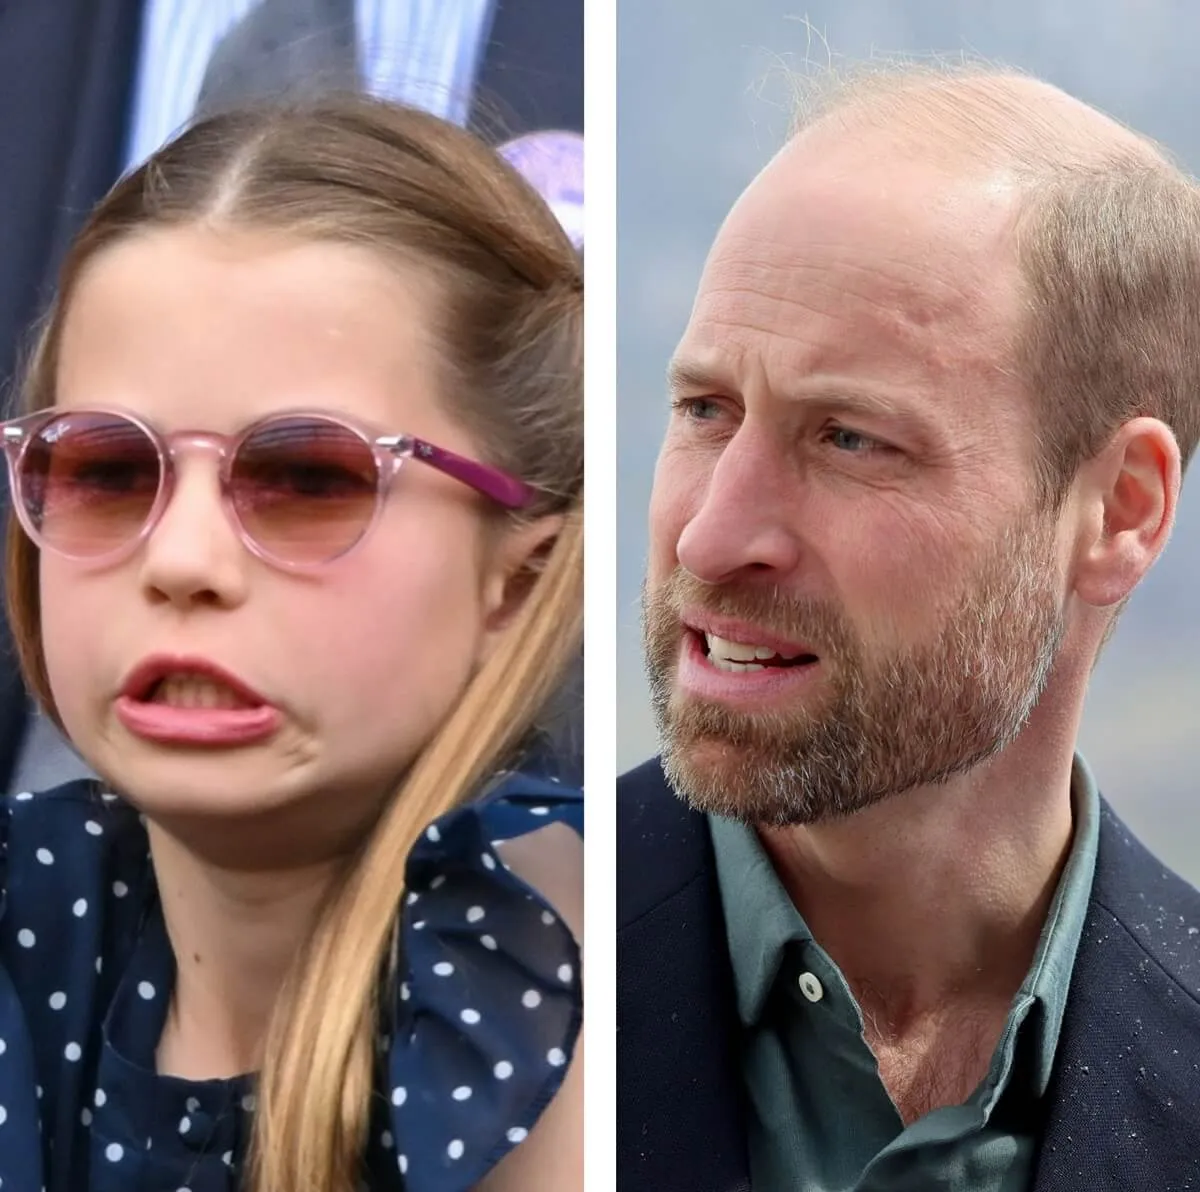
[826,427,875,453]
[672,397,724,422]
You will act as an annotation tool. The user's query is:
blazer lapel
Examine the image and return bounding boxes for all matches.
[1031,802,1200,1191]
[618,761,751,1192]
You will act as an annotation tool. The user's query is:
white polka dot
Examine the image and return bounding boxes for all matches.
[494,1060,514,1080]
[460,1008,481,1025]
[426,825,441,842]
[14,791,32,801]
[430,875,446,890]
[433,962,454,977]
[72,899,87,917]
[112,881,129,898]
[530,806,550,816]
[380,1130,393,1148]
[400,982,411,1001]
[482,853,497,870]
[507,1127,528,1144]
[398,1155,408,1174]
[179,1116,191,1134]
[522,990,543,1009]
[481,935,498,951]
[541,910,556,926]
[466,906,485,923]
[452,1086,472,1101]
[0,1106,6,1126]
[177,1187,192,1192]
[94,1089,106,1107]
[95,956,103,974]
[17,930,34,948]
[36,1086,42,1099]
[186,1097,200,1114]
[447,1140,464,1160]
[0,1039,6,1055]
[64,1043,81,1061]
[413,921,427,931]
[391,1086,407,1107]
[138,982,156,1000]
[35,848,53,865]
[222,1152,233,1166]
[80,1108,92,1126]
[105,1143,123,1162]
[558,964,573,983]
[84,819,102,835]
[48,992,66,1011]
[548,1047,566,1067]
[241,1094,256,1112]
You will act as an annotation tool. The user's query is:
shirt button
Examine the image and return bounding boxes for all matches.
[798,972,824,1002]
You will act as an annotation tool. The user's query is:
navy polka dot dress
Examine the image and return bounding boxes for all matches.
[0,772,582,1191]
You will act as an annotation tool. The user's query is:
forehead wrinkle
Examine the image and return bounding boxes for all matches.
[705,218,996,328]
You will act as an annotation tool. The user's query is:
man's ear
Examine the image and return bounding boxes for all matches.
[1070,417,1179,609]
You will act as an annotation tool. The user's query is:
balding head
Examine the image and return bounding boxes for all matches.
[791,65,1168,180]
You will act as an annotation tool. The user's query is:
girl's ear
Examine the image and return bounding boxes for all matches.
[478,514,564,648]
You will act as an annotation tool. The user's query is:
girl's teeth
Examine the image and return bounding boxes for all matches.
[152,676,250,709]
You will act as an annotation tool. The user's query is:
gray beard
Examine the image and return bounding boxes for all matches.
[641,521,1065,826]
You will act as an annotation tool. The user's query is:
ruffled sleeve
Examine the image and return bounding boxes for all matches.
[382,772,582,1192]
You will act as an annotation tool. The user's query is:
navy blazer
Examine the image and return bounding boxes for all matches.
[618,758,1200,1192]
[0,0,583,792]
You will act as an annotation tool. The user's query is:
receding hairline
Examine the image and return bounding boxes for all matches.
[786,60,1174,181]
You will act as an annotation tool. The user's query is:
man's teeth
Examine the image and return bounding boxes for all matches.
[150,675,252,710]
[704,632,805,673]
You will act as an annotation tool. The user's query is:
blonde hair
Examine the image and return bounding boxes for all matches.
[787,58,1200,504]
[6,96,582,1191]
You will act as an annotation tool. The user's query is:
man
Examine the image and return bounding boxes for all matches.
[618,63,1200,1192]
[0,0,583,792]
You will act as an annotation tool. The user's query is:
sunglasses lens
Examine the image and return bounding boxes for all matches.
[231,417,379,564]
[17,413,161,558]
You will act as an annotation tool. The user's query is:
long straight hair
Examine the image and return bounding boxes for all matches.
[5,96,583,1191]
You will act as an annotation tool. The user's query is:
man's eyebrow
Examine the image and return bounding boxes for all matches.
[666,359,727,396]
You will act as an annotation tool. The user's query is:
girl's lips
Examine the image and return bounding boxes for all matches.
[120,654,268,705]
[114,696,282,747]
[116,654,280,747]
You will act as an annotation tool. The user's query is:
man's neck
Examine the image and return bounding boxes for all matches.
[756,732,1078,1114]
[148,823,344,1080]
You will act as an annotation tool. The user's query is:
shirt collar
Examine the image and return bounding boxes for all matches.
[709,751,1101,1079]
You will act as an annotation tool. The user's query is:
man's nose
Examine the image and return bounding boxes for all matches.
[676,429,806,586]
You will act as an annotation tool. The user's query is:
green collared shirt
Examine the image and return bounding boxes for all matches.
[709,755,1100,1192]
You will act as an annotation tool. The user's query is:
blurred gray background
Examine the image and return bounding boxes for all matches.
[617,0,1200,883]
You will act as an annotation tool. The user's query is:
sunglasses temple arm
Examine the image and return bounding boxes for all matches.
[408,438,535,510]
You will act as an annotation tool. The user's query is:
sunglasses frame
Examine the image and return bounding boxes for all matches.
[0,407,536,572]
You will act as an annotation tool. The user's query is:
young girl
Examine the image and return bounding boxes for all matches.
[0,95,582,1192]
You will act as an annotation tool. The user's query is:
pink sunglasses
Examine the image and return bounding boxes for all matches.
[1,408,535,571]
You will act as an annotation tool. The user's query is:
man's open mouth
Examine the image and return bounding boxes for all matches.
[699,631,819,674]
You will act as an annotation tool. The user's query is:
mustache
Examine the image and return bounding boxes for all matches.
[643,568,855,655]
